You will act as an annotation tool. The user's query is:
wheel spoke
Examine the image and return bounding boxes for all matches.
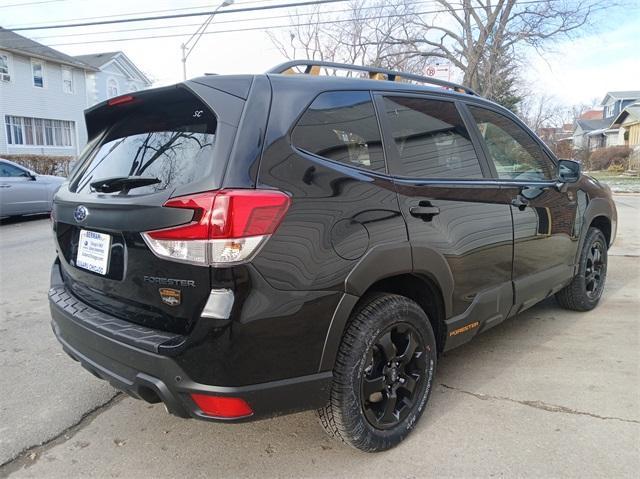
[377,333,397,363]
[399,374,418,394]
[396,332,418,364]
[380,392,398,423]
[363,374,386,397]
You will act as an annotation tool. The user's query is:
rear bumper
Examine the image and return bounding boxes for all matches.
[49,266,332,422]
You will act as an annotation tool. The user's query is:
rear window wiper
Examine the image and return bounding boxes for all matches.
[90,176,161,193]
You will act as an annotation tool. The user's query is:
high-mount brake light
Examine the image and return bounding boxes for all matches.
[141,189,290,266]
[108,95,135,106]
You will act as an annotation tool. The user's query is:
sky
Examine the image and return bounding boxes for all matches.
[2,0,639,107]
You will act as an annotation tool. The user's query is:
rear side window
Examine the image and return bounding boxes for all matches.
[72,89,216,194]
[291,91,385,172]
[382,96,483,179]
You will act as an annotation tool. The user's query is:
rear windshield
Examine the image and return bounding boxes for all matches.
[72,90,216,194]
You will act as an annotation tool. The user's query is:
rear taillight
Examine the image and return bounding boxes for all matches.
[190,394,253,418]
[141,189,290,266]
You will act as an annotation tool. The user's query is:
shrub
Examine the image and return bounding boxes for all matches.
[587,146,632,171]
[2,154,72,176]
[607,163,625,174]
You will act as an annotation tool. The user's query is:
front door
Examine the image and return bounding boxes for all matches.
[376,93,514,347]
[465,104,579,314]
[0,162,46,216]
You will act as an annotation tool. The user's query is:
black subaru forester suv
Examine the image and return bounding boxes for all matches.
[50,61,617,452]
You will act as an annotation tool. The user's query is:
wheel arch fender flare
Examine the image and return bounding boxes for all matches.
[575,197,616,265]
[318,242,454,371]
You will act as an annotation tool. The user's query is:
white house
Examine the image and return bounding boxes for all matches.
[73,52,152,107]
[0,27,98,156]
[573,118,612,151]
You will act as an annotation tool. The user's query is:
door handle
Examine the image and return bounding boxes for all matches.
[0,184,11,188]
[409,201,440,221]
[511,195,529,211]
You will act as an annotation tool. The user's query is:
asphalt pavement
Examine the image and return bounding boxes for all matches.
[0,197,638,478]
[0,215,116,467]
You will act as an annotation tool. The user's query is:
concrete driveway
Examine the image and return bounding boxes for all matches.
[0,197,638,478]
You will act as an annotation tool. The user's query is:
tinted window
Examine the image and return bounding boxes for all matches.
[382,96,483,179]
[468,106,554,180]
[291,91,385,172]
[72,89,216,194]
[0,162,26,177]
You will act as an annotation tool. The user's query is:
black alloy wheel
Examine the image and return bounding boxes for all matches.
[556,227,608,311]
[584,238,606,299]
[361,323,426,430]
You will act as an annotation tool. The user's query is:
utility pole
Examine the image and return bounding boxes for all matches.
[181,0,234,80]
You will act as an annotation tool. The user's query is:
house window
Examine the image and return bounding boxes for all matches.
[107,78,119,97]
[32,60,45,87]
[62,67,73,93]
[34,118,44,145]
[5,116,23,145]
[44,119,54,145]
[0,52,10,82]
[23,117,34,144]
[4,115,74,147]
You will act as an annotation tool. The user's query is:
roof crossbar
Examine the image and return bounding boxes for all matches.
[267,60,478,96]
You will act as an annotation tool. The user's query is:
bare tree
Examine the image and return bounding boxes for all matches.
[518,93,567,131]
[272,0,612,108]
[269,1,428,74]
[390,0,610,101]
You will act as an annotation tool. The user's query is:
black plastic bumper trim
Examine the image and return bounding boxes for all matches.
[50,283,333,422]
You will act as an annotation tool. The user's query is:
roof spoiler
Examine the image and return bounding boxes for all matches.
[267,60,477,96]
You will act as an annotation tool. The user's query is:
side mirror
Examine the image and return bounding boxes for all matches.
[558,159,581,184]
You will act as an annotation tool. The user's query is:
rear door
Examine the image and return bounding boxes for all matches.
[375,93,514,345]
[464,103,579,313]
[52,85,244,334]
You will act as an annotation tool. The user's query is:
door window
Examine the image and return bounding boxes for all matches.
[291,91,385,172]
[0,162,27,177]
[468,106,554,181]
[381,96,483,179]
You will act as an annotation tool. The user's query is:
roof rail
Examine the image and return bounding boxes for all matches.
[267,60,477,96]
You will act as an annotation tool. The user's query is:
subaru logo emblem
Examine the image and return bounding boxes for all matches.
[74,205,88,223]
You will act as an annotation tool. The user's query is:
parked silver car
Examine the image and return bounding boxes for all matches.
[0,158,66,218]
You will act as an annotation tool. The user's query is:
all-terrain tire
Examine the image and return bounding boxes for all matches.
[317,293,437,452]
[556,227,608,311]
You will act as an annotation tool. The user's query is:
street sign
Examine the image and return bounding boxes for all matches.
[424,64,451,82]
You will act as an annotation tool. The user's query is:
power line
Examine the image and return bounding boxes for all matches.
[4,0,284,27]
[27,0,438,41]
[0,0,556,57]
[9,0,352,31]
[0,0,63,8]
[35,1,550,48]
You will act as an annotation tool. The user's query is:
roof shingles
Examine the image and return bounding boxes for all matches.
[73,52,121,69]
[0,27,97,70]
